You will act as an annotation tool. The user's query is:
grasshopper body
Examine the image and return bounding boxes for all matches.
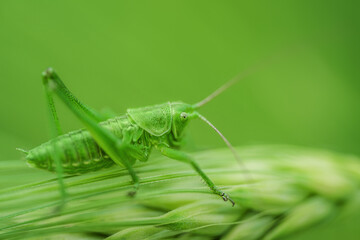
[20,68,241,207]
[26,102,191,174]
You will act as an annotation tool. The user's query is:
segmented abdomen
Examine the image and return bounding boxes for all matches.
[26,116,130,174]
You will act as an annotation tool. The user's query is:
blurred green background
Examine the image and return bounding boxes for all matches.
[0,0,359,239]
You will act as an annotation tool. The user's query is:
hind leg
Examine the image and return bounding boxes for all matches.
[42,68,142,196]
[42,73,67,210]
[42,68,109,211]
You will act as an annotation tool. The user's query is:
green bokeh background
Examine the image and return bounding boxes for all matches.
[0,1,359,239]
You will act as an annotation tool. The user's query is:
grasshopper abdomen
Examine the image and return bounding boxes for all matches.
[26,116,137,174]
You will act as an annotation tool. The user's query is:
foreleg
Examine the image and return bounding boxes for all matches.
[158,146,235,206]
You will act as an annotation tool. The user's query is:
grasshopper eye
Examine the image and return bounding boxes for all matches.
[180,112,188,121]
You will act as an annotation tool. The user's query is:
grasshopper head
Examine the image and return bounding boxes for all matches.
[170,102,198,139]
[171,74,239,140]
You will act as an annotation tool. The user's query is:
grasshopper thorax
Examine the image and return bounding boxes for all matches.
[127,102,197,139]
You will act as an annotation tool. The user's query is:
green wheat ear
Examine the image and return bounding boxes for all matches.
[1,145,359,240]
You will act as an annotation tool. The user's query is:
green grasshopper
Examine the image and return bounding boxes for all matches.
[19,68,243,207]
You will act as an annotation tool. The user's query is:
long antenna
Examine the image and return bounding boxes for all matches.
[194,56,275,108]
[194,77,238,108]
[197,113,251,177]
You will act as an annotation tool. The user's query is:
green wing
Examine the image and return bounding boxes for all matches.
[127,102,172,136]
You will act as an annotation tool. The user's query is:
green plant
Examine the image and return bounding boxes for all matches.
[1,145,359,239]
